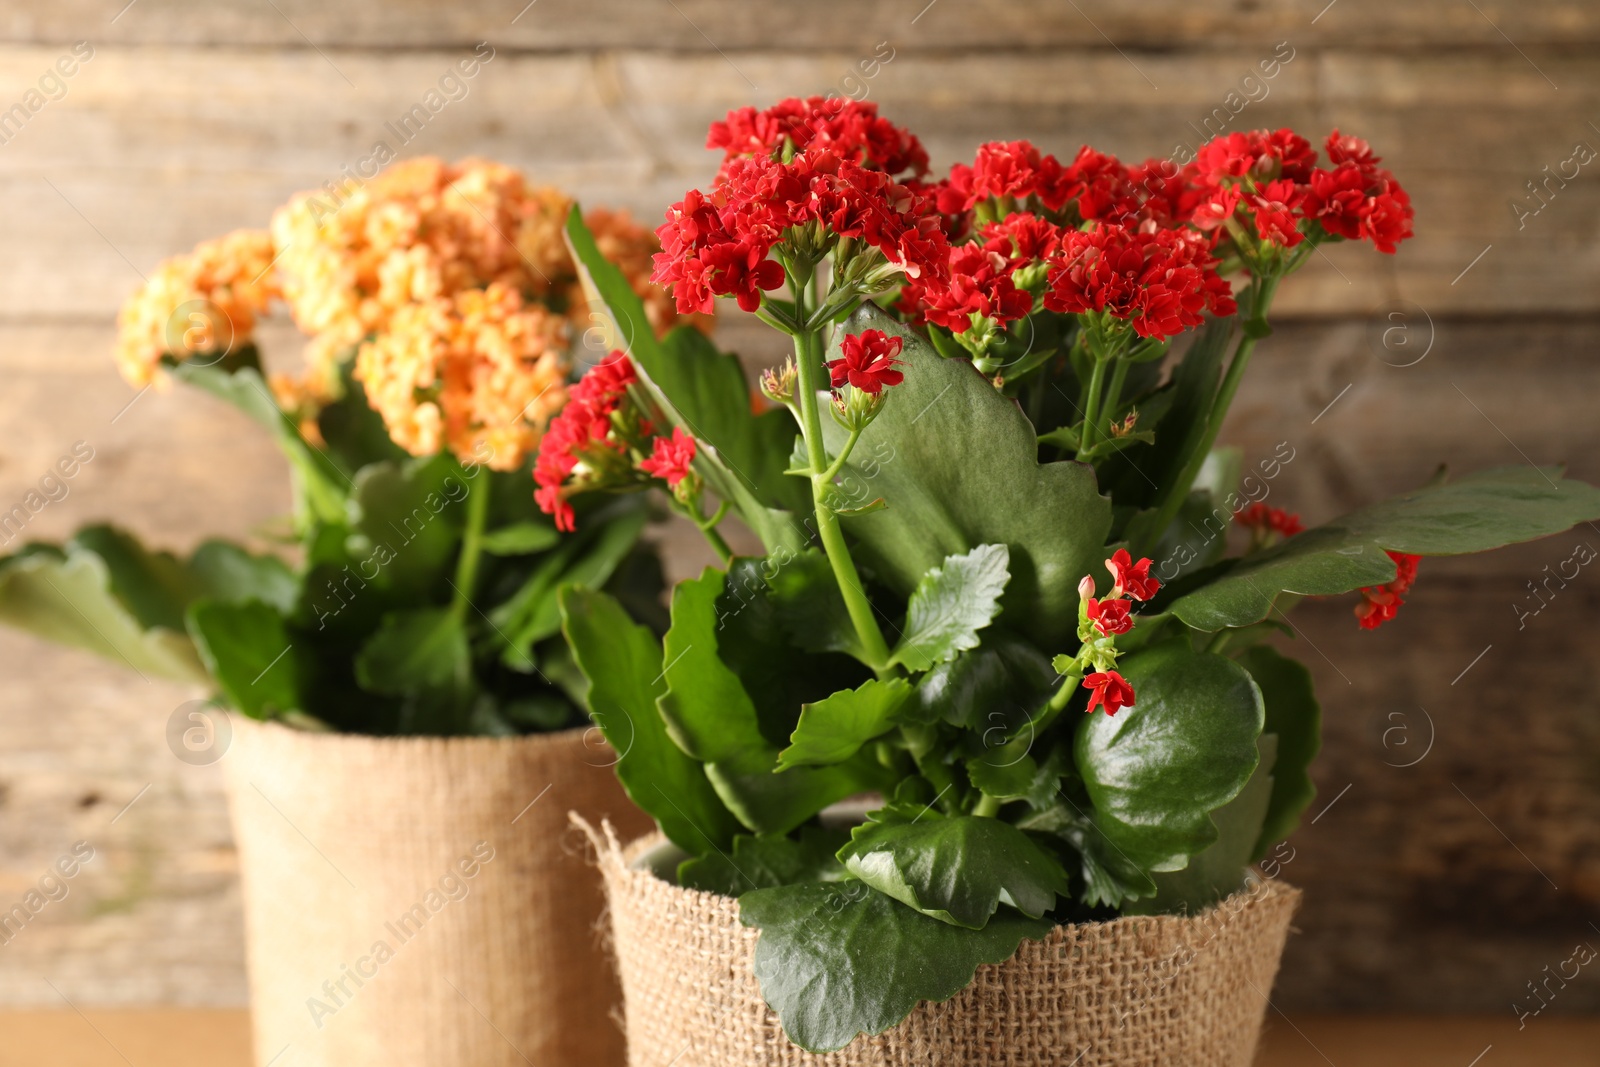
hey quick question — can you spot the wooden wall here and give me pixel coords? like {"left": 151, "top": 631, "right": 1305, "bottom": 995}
{"left": 1, "top": 0, "right": 1598, "bottom": 1019}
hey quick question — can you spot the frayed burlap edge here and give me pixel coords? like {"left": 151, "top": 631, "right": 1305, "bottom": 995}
{"left": 575, "top": 818, "right": 1300, "bottom": 1067}
{"left": 225, "top": 718, "right": 651, "bottom": 1067}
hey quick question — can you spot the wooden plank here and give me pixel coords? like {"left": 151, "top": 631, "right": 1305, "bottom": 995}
{"left": 1, "top": 46, "right": 1597, "bottom": 317}
{"left": 3, "top": 0, "right": 1600, "bottom": 50}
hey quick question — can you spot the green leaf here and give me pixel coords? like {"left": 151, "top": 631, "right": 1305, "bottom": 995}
{"left": 187, "top": 541, "right": 297, "bottom": 613}
{"left": 1127, "top": 734, "right": 1277, "bottom": 916}
{"left": 658, "top": 567, "right": 888, "bottom": 834}
{"left": 496, "top": 498, "right": 647, "bottom": 656}
{"left": 559, "top": 586, "right": 741, "bottom": 854}
{"left": 1076, "top": 641, "right": 1264, "bottom": 872}
{"left": 67, "top": 525, "right": 199, "bottom": 631}
{"left": 764, "top": 548, "right": 865, "bottom": 661}
{"left": 778, "top": 678, "right": 912, "bottom": 770}
{"left": 1236, "top": 646, "right": 1322, "bottom": 860}
{"left": 677, "top": 827, "right": 849, "bottom": 896}
{"left": 967, "top": 741, "right": 1068, "bottom": 812}
{"left": 187, "top": 600, "right": 303, "bottom": 718}
{"left": 478, "top": 520, "right": 561, "bottom": 556}
{"left": 838, "top": 814, "right": 1071, "bottom": 928}
{"left": 889, "top": 544, "right": 1011, "bottom": 671}
{"left": 907, "top": 628, "right": 1057, "bottom": 730}
{"left": 353, "top": 607, "right": 470, "bottom": 695}
{"left": 565, "top": 207, "right": 806, "bottom": 553}
{"left": 1171, "top": 466, "right": 1600, "bottom": 630}
{"left": 821, "top": 305, "right": 1111, "bottom": 649}
{"left": 740, "top": 881, "right": 1050, "bottom": 1054}
{"left": 347, "top": 455, "right": 469, "bottom": 601}
{"left": 0, "top": 548, "right": 206, "bottom": 683}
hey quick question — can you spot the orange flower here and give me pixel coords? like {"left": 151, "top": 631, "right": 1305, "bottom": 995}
{"left": 114, "top": 229, "right": 278, "bottom": 387}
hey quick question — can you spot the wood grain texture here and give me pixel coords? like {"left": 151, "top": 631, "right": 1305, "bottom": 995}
{"left": 5, "top": 0, "right": 1600, "bottom": 50}
{"left": 0, "top": 41, "right": 1594, "bottom": 317}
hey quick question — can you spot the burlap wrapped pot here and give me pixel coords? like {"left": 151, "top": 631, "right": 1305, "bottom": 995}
{"left": 585, "top": 820, "right": 1300, "bottom": 1067}
{"left": 224, "top": 716, "right": 652, "bottom": 1067}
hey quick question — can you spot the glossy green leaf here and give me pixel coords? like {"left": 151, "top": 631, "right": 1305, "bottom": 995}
{"left": 1127, "top": 734, "right": 1277, "bottom": 916}
{"left": 0, "top": 548, "right": 206, "bottom": 683}
{"left": 820, "top": 305, "right": 1111, "bottom": 649}
{"left": 187, "top": 600, "right": 303, "bottom": 718}
{"left": 778, "top": 678, "right": 912, "bottom": 770}
{"left": 1236, "top": 646, "right": 1322, "bottom": 860}
{"left": 677, "top": 827, "right": 849, "bottom": 896}
{"left": 741, "top": 881, "right": 1050, "bottom": 1053}
{"left": 967, "top": 741, "right": 1068, "bottom": 812}
{"left": 69, "top": 525, "right": 199, "bottom": 630}
{"left": 838, "top": 813, "right": 1071, "bottom": 928}
{"left": 658, "top": 567, "right": 883, "bottom": 834}
{"left": 1170, "top": 466, "right": 1600, "bottom": 630}
{"left": 1076, "top": 641, "right": 1264, "bottom": 872}
{"left": 560, "top": 585, "right": 741, "bottom": 854}
{"left": 354, "top": 607, "right": 470, "bottom": 695}
{"left": 889, "top": 544, "right": 1011, "bottom": 671}
{"left": 907, "top": 628, "right": 1057, "bottom": 730}
{"left": 764, "top": 547, "right": 865, "bottom": 661}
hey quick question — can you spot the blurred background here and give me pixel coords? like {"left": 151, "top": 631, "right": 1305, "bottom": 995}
{"left": 1, "top": 0, "right": 1597, "bottom": 1045}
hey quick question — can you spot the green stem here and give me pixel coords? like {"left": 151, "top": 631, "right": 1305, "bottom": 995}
{"left": 1076, "top": 356, "right": 1108, "bottom": 458}
{"left": 973, "top": 794, "right": 1002, "bottom": 818}
{"left": 1103, "top": 358, "right": 1131, "bottom": 424}
{"left": 450, "top": 470, "right": 492, "bottom": 621}
{"left": 794, "top": 325, "right": 893, "bottom": 671}
{"left": 1141, "top": 275, "right": 1281, "bottom": 553}
{"left": 683, "top": 499, "right": 733, "bottom": 564}
{"left": 820, "top": 424, "right": 864, "bottom": 483}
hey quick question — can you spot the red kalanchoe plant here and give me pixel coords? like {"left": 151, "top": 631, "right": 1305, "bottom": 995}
{"left": 827, "top": 328, "right": 905, "bottom": 394}
{"left": 554, "top": 103, "right": 1600, "bottom": 1057}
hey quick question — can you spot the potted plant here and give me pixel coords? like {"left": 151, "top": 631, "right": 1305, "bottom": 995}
{"left": 0, "top": 158, "right": 691, "bottom": 1067}
{"left": 551, "top": 99, "right": 1600, "bottom": 1065}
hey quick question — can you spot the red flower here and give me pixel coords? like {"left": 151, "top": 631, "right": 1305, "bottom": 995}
{"left": 1043, "top": 224, "right": 1235, "bottom": 341}
{"left": 1245, "top": 179, "right": 1307, "bottom": 248}
{"left": 1083, "top": 670, "right": 1136, "bottom": 716}
{"left": 1193, "top": 129, "right": 1315, "bottom": 188}
{"left": 921, "top": 244, "right": 1034, "bottom": 333}
{"left": 967, "top": 140, "right": 1071, "bottom": 210}
{"left": 533, "top": 351, "right": 644, "bottom": 532}
{"left": 828, "top": 329, "right": 905, "bottom": 394}
{"left": 1355, "top": 551, "right": 1422, "bottom": 629}
{"left": 652, "top": 148, "right": 951, "bottom": 316}
{"left": 1086, "top": 596, "right": 1134, "bottom": 637}
{"left": 1235, "top": 502, "right": 1304, "bottom": 538}
{"left": 1105, "top": 548, "right": 1161, "bottom": 601}
{"left": 981, "top": 213, "right": 1063, "bottom": 266}
{"left": 639, "top": 427, "right": 698, "bottom": 487}
{"left": 706, "top": 97, "right": 929, "bottom": 179}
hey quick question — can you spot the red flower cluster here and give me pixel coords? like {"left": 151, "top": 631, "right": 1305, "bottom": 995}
{"left": 1043, "top": 225, "right": 1236, "bottom": 341}
{"left": 707, "top": 96, "right": 929, "bottom": 180}
{"left": 1076, "top": 550, "right": 1163, "bottom": 717}
{"left": 533, "top": 351, "right": 698, "bottom": 531}
{"left": 1235, "top": 502, "right": 1305, "bottom": 539}
{"left": 828, "top": 329, "right": 905, "bottom": 394}
{"left": 652, "top": 147, "right": 951, "bottom": 315}
{"left": 1189, "top": 128, "right": 1414, "bottom": 254}
{"left": 1355, "top": 550, "right": 1422, "bottom": 630}
{"left": 899, "top": 126, "right": 1412, "bottom": 344}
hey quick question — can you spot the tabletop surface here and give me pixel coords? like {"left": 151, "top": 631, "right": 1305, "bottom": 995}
{"left": 1, "top": 1011, "right": 1594, "bottom": 1066}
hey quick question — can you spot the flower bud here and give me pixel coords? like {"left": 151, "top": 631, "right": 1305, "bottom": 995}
{"left": 760, "top": 358, "right": 797, "bottom": 405}
{"left": 1078, "top": 575, "right": 1096, "bottom": 601}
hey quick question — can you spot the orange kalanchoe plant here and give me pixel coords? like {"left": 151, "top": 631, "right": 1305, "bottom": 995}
{"left": 5, "top": 157, "right": 685, "bottom": 737}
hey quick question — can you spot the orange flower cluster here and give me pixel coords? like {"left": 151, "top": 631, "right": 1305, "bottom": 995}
{"left": 114, "top": 229, "right": 279, "bottom": 388}
{"left": 114, "top": 157, "right": 697, "bottom": 471}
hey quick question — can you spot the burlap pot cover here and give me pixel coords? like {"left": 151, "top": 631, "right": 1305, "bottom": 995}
{"left": 587, "top": 822, "right": 1301, "bottom": 1067}
{"left": 225, "top": 716, "right": 652, "bottom": 1067}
